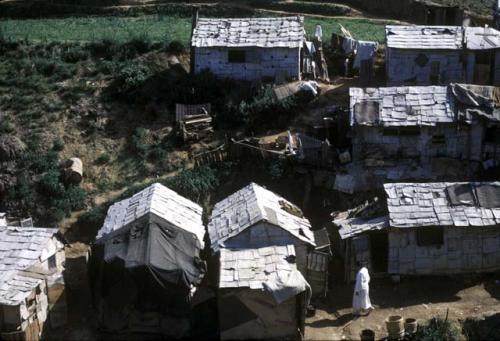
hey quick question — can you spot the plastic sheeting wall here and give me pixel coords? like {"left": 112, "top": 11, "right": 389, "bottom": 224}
{"left": 386, "top": 48, "right": 463, "bottom": 86}
{"left": 194, "top": 47, "right": 301, "bottom": 81}
{"left": 219, "top": 289, "right": 300, "bottom": 340}
{"left": 387, "top": 226, "right": 500, "bottom": 274}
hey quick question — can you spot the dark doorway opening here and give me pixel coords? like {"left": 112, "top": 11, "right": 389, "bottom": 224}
{"left": 370, "top": 232, "right": 388, "bottom": 273}
{"left": 474, "top": 50, "right": 494, "bottom": 85}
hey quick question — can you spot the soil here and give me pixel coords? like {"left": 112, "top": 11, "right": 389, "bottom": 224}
{"left": 306, "top": 274, "right": 500, "bottom": 340}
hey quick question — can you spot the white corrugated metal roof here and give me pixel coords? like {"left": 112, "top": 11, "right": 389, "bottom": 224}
{"left": 386, "top": 25, "right": 463, "bottom": 50}
{"left": 219, "top": 245, "right": 297, "bottom": 289}
{"left": 350, "top": 86, "right": 453, "bottom": 127}
{"left": 208, "top": 183, "right": 315, "bottom": 252}
{"left": 386, "top": 25, "right": 500, "bottom": 51}
{"left": 465, "top": 27, "right": 500, "bottom": 50}
{"left": 0, "top": 226, "right": 58, "bottom": 305}
{"left": 385, "top": 182, "right": 500, "bottom": 228}
{"left": 335, "top": 216, "right": 389, "bottom": 239}
{"left": 192, "top": 16, "right": 305, "bottom": 48}
{"left": 97, "top": 183, "right": 205, "bottom": 246}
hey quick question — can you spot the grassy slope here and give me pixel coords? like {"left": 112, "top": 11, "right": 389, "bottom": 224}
{"left": 0, "top": 14, "right": 387, "bottom": 44}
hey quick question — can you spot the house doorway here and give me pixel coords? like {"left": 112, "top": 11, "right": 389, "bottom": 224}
{"left": 369, "top": 232, "right": 388, "bottom": 273}
{"left": 474, "top": 50, "right": 494, "bottom": 85}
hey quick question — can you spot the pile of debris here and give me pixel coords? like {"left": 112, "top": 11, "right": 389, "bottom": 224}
{"left": 175, "top": 103, "right": 213, "bottom": 143}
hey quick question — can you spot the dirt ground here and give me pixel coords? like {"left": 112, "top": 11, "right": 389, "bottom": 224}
{"left": 305, "top": 274, "right": 500, "bottom": 340}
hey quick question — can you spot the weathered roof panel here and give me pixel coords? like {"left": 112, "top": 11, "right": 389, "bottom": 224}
{"left": 386, "top": 25, "right": 463, "bottom": 50}
{"left": 0, "top": 226, "right": 58, "bottom": 305}
{"left": 208, "top": 183, "right": 315, "bottom": 252}
{"left": 97, "top": 183, "right": 205, "bottom": 246}
{"left": 192, "top": 16, "right": 305, "bottom": 48}
{"left": 385, "top": 182, "right": 500, "bottom": 228}
{"left": 350, "top": 86, "right": 453, "bottom": 127}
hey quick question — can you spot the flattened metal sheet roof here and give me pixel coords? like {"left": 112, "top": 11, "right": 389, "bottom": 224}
{"left": 208, "top": 183, "right": 315, "bottom": 252}
{"left": 0, "top": 226, "right": 58, "bottom": 305}
{"left": 97, "top": 183, "right": 205, "bottom": 246}
{"left": 465, "top": 27, "right": 500, "bottom": 50}
{"left": 384, "top": 182, "right": 500, "bottom": 228}
{"left": 350, "top": 86, "right": 453, "bottom": 127}
{"left": 386, "top": 25, "right": 463, "bottom": 50}
{"left": 192, "top": 16, "right": 305, "bottom": 48}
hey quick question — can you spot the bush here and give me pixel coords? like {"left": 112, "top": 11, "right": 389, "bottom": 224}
{"left": 29, "top": 151, "right": 59, "bottom": 173}
{"left": 62, "top": 46, "right": 90, "bottom": 63}
{"left": 114, "top": 63, "right": 152, "bottom": 96}
{"left": 52, "top": 138, "right": 65, "bottom": 151}
{"left": 95, "top": 153, "right": 111, "bottom": 165}
{"left": 37, "top": 170, "right": 65, "bottom": 197}
{"left": 416, "top": 317, "right": 462, "bottom": 341}
{"left": 168, "top": 40, "right": 185, "bottom": 54}
{"left": 89, "top": 39, "right": 119, "bottom": 60}
{"left": 130, "top": 127, "right": 149, "bottom": 155}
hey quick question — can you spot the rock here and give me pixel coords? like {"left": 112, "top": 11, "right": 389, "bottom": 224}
{"left": 0, "top": 135, "right": 26, "bottom": 161}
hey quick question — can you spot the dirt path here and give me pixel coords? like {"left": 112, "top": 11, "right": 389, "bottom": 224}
{"left": 306, "top": 275, "right": 500, "bottom": 340}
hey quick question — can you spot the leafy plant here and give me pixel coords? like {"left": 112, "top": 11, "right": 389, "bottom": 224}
{"left": 415, "top": 317, "right": 462, "bottom": 341}
{"left": 114, "top": 63, "right": 152, "bottom": 95}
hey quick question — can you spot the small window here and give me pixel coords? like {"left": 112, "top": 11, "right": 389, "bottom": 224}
{"left": 228, "top": 50, "right": 246, "bottom": 63}
{"left": 485, "top": 127, "right": 500, "bottom": 143}
{"left": 48, "top": 255, "right": 57, "bottom": 270}
{"left": 383, "top": 127, "right": 420, "bottom": 136}
{"left": 432, "top": 134, "right": 446, "bottom": 144}
{"left": 416, "top": 227, "right": 444, "bottom": 247}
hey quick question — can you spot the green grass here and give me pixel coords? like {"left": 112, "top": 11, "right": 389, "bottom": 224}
{"left": 0, "top": 14, "right": 387, "bottom": 44}
{"left": 0, "top": 15, "right": 192, "bottom": 43}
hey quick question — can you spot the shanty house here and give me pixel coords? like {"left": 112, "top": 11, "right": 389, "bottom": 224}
{"left": 91, "top": 183, "right": 206, "bottom": 338}
{"left": 0, "top": 226, "right": 65, "bottom": 341}
{"left": 307, "top": 228, "right": 332, "bottom": 298}
{"left": 335, "top": 182, "right": 500, "bottom": 280}
{"left": 344, "top": 84, "right": 500, "bottom": 191}
{"left": 217, "top": 245, "right": 310, "bottom": 340}
{"left": 386, "top": 25, "right": 500, "bottom": 86}
{"left": 191, "top": 16, "right": 305, "bottom": 81}
{"left": 208, "top": 183, "right": 316, "bottom": 275}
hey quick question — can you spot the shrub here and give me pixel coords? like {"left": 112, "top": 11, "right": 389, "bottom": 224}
{"left": 130, "top": 127, "right": 149, "bottom": 155}
{"left": 37, "top": 170, "right": 65, "bottom": 197}
{"left": 416, "top": 317, "right": 462, "bottom": 341}
{"left": 168, "top": 40, "right": 185, "bottom": 54}
{"left": 29, "top": 151, "right": 59, "bottom": 173}
{"left": 89, "top": 38, "right": 119, "bottom": 60}
{"left": 62, "top": 46, "right": 90, "bottom": 63}
{"left": 126, "top": 35, "right": 152, "bottom": 55}
{"left": 95, "top": 153, "right": 111, "bottom": 165}
{"left": 52, "top": 138, "right": 65, "bottom": 151}
{"left": 114, "top": 63, "right": 152, "bottom": 96}
{"left": 0, "top": 119, "right": 15, "bottom": 134}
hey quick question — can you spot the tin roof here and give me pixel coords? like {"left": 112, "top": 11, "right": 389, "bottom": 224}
{"left": 386, "top": 25, "right": 500, "bottom": 51}
{"left": 192, "top": 16, "right": 305, "bottom": 48}
{"left": 465, "top": 27, "right": 500, "bottom": 50}
{"left": 385, "top": 182, "right": 500, "bottom": 228}
{"left": 350, "top": 86, "right": 453, "bottom": 127}
{"left": 386, "top": 25, "right": 463, "bottom": 50}
{"left": 208, "top": 183, "right": 315, "bottom": 252}
{"left": 97, "top": 183, "right": 205, "bottom": 246}
{"left": 0, "top": 226, "right": 58, "bottom": 305}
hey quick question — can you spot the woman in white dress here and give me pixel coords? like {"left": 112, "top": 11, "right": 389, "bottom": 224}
{"left": 352, "top": 261, "right": 374, "bottom": 316}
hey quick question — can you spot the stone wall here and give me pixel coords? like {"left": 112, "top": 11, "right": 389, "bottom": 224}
{"left": 386, "top": 48, "right": 464, "bottom": 86}
{"left": 388, "top": 225, "right": 500, "bottom": 274}
{"left": 194, "top": 46, "right": 301, "bottom": 81}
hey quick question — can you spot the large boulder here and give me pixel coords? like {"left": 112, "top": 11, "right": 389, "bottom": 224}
{"left": 0, "top": 135, "right": 26, "bottom": 161}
